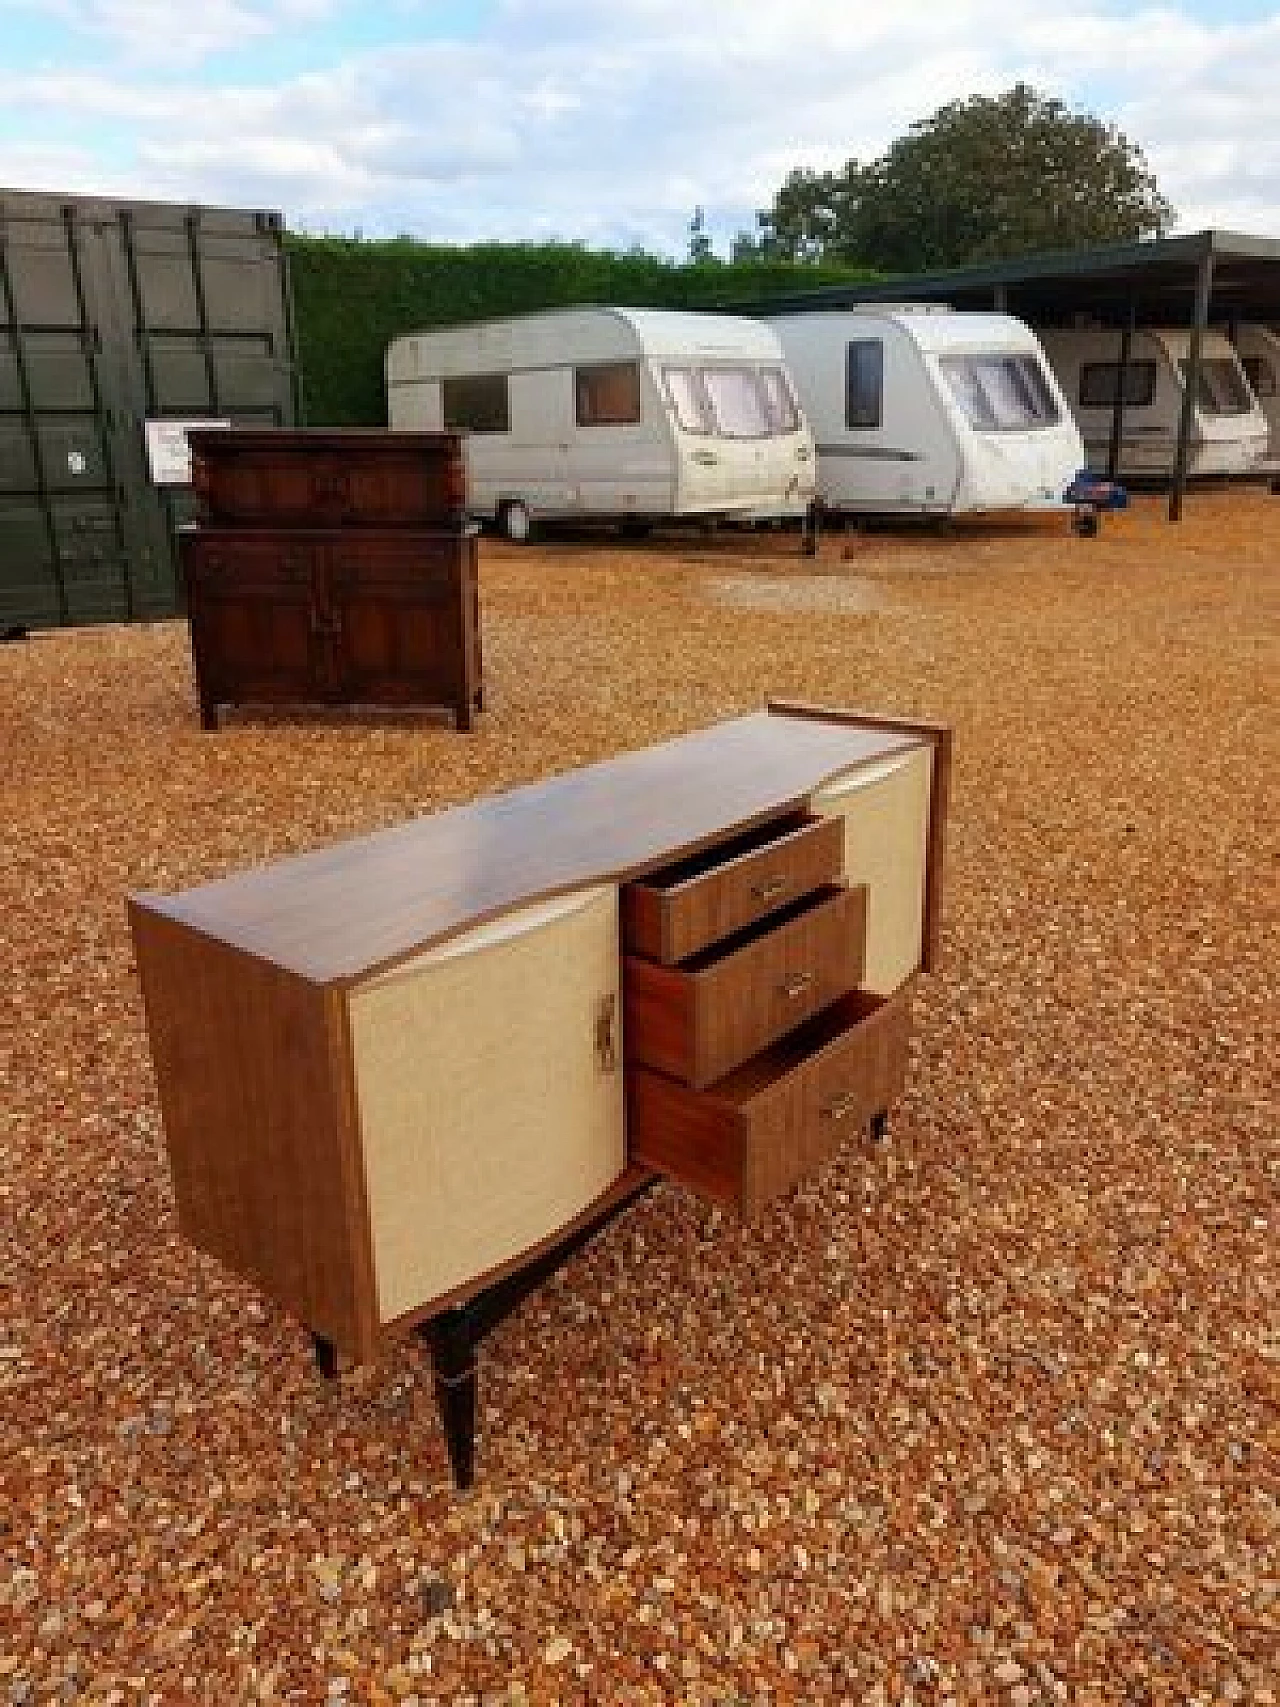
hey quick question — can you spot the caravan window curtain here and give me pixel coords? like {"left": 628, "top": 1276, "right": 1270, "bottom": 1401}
{"left": 575, "top": 362, "right": 642, "bottom": 425}
{"left": 758, "top": 365, "right": 801, "bottom": 433}
{"left": 941, "top": 355, "right": 1061, "bottom": 430}
{"left": 662, "top": 366, "right": 715, "bottom": 433}
{"left": 1181, "top": 358, "right": 1255, "bottom": 415}
{"left": 1242, "top": 355, "right": 1277, "bottom": 399}
{"left": 701, "top": 367, "right": 773, "bottom": 438}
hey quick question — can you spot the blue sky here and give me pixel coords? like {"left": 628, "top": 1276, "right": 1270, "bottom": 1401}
{"left": 2, "top": 0, "right": 1278, "bottom": 253}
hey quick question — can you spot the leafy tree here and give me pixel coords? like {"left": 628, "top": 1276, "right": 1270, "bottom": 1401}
{"left": 687, "top": 205, "right": 718, "bottom": 265}
{"left": 746, "top": 84, "right": 1174, "bottom": 270}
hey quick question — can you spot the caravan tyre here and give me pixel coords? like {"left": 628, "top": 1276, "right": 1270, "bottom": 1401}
{"left": 500, "top": 500, "right": 534, "bottom": 543}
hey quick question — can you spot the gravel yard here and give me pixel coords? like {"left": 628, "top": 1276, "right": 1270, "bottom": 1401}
{"left": 1, "top": 492, "right": 1276, "bottom": 1704}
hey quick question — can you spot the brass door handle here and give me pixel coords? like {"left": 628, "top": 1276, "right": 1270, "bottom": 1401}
{"left": 822, "top": 1091, "right": 858, "bottom": 1122}
{"left": 778, "top": 971, "right": 814, "bottom": 1000}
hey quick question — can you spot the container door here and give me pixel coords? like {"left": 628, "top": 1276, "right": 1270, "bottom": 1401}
{"left": 0, "top": 191, "right": 298, "bottom": 631}
{"left": 0, "top": 206, "right": 136, "bottom": 625}
{"left": 121, "top": 206, "right": 298, "bottom": 615}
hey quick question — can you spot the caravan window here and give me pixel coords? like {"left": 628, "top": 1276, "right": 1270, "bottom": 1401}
{"left": 441, "top": 374, "right": 509, "bottom": 433}
{"left": 940, "top": 354, "right": 1062, "bottom": 431}
{"left": 1079, "top": 361, "right": 1158, "bottom": 409}
{"left": 759, "top": 365, "right": 801, "bottom": 433}
{"left": 846, "top": 340, "right": 883, "bottom": 430}
{"left": 1242, "top": 354, "right": 1277, "bottom": 399}
{"left": 701, "top": 367, "right": 773, "bottom": 438}
{"left": 576, "top": 362, "right": 642, "bottom": 425}
{"left": 661, "top": 366, "right": 716, "bottom": 434}
{"left": 1181, "top": 358, "right": 1254, "bottom": 415}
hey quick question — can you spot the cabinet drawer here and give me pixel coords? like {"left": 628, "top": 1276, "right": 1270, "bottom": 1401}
{"left": 624, "top": 882, "right": 866, "bottom": 1090}
{"left": 627, "top": 984, "right": 912, "bottom": 1216}
{"left": 622, "top": 812, "right": 845, "bottom": 964}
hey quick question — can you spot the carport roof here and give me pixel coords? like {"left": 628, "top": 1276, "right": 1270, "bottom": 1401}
{"left": 742, "top": 230, "right": 1280, "bottom": 327}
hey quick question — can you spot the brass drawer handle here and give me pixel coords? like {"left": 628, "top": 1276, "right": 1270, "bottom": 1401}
{"left": 778, "top": 971, "right": 814, "bottom": 1000}
{"left": 823, "top": 1091, "right": 858, "bottom": 1122}
{"left": 751, "top": 874, "right": 789, "bottom": 903}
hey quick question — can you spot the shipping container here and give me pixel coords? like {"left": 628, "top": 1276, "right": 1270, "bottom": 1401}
{"left": 0, "top": 189, "right": 299, "bottom": 630}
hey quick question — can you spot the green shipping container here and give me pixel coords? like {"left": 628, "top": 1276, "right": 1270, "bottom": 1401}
{"left": 0, "top": 189, "right": 300, "bottom": 630}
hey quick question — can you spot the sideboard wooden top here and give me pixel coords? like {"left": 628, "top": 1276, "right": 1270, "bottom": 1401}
{"left": 129, "top": 707, "right": 931, "bottom": 985}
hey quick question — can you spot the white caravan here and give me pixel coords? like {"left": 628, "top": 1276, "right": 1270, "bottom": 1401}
{"left": 1233, "top": 324, "right": 1280, "bottom": 459}
{"left": 766, "top": 306, "right": 1083, "bottom": 517}
{"left": 1037, "top": 327, "right": 1269, "bottom": 480}
{"left": 385, "top": 307, "right": 815, "bottom": 538}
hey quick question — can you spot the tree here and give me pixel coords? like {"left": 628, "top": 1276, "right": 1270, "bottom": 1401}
{"left": 687, "top": 206, "right": 718, "bottom": 265}
{"left": 748, "top": 84, "right": 1174, "bottom": 271}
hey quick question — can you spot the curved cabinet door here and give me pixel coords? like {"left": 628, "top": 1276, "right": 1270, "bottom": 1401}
{"left": 347, "top": 884, "right": 626, "bottom": 1322}
{"left": 810, "top": 746, "right": 933, "bottom": 995}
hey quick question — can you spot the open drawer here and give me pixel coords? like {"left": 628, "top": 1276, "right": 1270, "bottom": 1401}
{"left": 627, "top": 983, "right": 912, "bottom": 1216}
{"left": 622, "top": 812, "right": 845, "bottom": 965}
{"left": 624, "top": 883, "right": 866, "bottom": 1090}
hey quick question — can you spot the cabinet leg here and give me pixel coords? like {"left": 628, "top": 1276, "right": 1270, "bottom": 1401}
{"left": 456, "top": 697, "right": 474, "bottom": 733}
{"left": 870, "top": 1109, "right": 889, "bottom": 1144}
{"left": 312, "top": 1333, "right": 338, "bottom": 1380}
{"left": 199, "top": 698, "right": 219, "bottom": 732}
{"left": 423, "top": 1309, "right": 478, "bottom": 1488}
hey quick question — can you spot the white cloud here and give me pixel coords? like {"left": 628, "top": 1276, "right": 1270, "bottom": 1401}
{"left": 3, "top": 0, "right": 1279, "bottom": 249}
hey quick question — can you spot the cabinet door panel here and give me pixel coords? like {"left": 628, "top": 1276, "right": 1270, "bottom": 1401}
{"left": 183, "top": 534, "right": 319, "bottom": 704}
{"left": 327, "top": 535, "right": 467, "bottom": 705}
{"left": 810, "top": 747, "right": 933, "bottom": 994}
{"left": 348, "top": 885, "right": 627, "bottom": 1321}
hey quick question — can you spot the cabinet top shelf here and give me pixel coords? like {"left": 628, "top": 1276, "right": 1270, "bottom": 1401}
{"left": 128, "top": 705, "right": 938, "bottom": 987}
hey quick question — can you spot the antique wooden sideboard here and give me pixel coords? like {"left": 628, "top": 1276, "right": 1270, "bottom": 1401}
{"left": 128, "top": 702, "right": 950, "bottom": 1482}
{"left": 179, "top": 429, "right": 482, "bottom": 731}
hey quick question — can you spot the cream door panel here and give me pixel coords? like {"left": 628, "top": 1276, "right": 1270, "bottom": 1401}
{"left": 811, "top": 747, "right": 932, "bottom": 995}
{"left": 349, "top": 884, "right": 626, "bottom": 1321}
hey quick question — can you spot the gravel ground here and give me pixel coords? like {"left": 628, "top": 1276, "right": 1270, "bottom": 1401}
{"left": 1, "top": 493, "right": 1276, "bottom": 1704}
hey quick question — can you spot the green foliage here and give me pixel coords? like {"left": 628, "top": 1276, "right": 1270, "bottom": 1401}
{"left": 286, "top": 235, "right": 875, "bottom": 425}
{"left": 750, "top": 83, "right": 1174, "bottom": 272}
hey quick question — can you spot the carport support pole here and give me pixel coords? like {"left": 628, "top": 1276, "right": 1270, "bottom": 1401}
{"left": 1106, "top": 305, "right": 1136, "bottom": 482}
{"left": 1169, "top": 249, "right": 1215, "bottom": 521}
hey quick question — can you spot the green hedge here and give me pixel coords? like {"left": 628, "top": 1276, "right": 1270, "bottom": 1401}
{"left": 286, "top": 236, "right": 877, "bottom": 426}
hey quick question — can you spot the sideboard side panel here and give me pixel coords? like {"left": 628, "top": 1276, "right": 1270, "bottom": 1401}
{"left": 129, "top": 904, "right": 369, "bottom": 1353}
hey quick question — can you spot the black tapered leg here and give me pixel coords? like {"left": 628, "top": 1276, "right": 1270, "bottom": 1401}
{"left": 313, "top": 1333, "right": 338, "bottom": 1380}
{"left": 423, "top": 1309, "right": 478, "bottom": 1488}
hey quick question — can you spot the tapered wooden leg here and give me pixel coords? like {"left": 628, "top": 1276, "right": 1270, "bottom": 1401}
{"left": 423, "top": 1309, "right": 478, "bottom": 1488}
{"left": 312, "top": 1333, "right": 338, "bottom": 1379}
{"left": 870, "top": 1109, "right": 889, "bottom": 1144}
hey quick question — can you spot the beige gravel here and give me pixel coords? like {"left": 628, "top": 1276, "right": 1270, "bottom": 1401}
{"left": 1, "top": 493, "right": 1276, "bottom": 1704}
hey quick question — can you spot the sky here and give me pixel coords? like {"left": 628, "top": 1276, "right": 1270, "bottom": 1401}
{"left": 2, "top": 0, "right": 1278, "bottom": 255}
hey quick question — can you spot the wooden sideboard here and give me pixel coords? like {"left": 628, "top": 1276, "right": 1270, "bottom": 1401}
{"left": 179, "top": 429, "right": 481, "bottom": 731}
{"left": 129, "top": 703, "right": 949, "bottom": 1473}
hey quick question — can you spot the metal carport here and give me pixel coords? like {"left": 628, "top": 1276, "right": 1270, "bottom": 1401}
{"left": 739, "top": 230, "right": 1280, "bottom": 520}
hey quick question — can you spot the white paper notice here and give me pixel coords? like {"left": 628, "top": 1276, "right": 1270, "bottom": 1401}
{"left": 144, "top": 418, "right": 231, "bottom": 486}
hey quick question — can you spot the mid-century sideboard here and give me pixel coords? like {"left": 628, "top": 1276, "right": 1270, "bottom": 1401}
{"left": 128, "top": 702, "right": 950, "bottom": 1481}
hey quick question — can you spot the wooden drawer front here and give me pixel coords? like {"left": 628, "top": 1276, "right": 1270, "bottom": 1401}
{"left": 628, "top": 985, "right": 912, "bottom": 1216}
{"left": 624, "top": 883, "right": 866, "bottom": 1090}
{"left": 189, "top": 433, "right": 467, "bottom": 529}
{"left": 622, "top": 812, "right": 844, "bottom": 964}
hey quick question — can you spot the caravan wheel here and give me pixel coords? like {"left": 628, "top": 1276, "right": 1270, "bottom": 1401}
{"left": 499, "top": 500, "right": 534, "bottom": 543}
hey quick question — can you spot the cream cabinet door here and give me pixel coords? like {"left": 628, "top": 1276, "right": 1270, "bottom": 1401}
{"left": 811, "top": 746, "right": 932, "bottom": 995}
{"left": 348, "top": 885, "right": 626, "bottom": 1321}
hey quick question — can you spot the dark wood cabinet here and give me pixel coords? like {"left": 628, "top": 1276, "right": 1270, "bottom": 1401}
{"left": 181, "top": 526, "right": 482, "bottom": 730}
{"left": 187, "top": 429, "right": 467, "bottom": 529}
{"left": 178, "top": 429, "right": 482, "bottom": 730}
